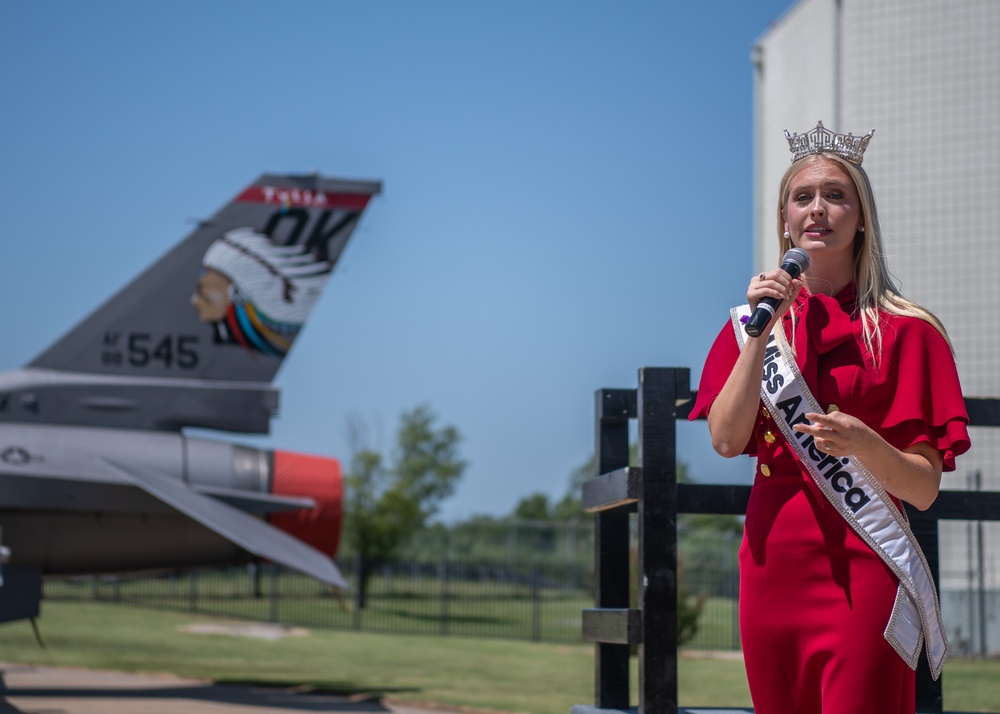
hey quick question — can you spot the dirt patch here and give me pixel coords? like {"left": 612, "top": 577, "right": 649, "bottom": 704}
{"left": 178, "top": 622, "right": 310, "bottom": 641}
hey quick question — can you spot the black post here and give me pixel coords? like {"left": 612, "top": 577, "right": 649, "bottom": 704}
{"left": 188, "top": 570, "right": 198, "bottom": 613}
{"left": 906, "top": 507, "right": 943, "bottom": 714}
{"left": 353, "top": 551, "right": 365, "bottom": 629}
{"left": 975, "top": 470, "right": 987, "bottom": 659}
{"left": 593, "top": 388, "right": 633, "bottom": 710}
{"left": 532, "top": 565, "right": 542, "bottom": 643}
{"left": 269, "top": 564, "right": 280, "bottom": 623}
{"left": 637, "top": 367, "right": 687, "bottom": 714}
{"left": 439, "top": 560, "right": 450, "bottom": 636}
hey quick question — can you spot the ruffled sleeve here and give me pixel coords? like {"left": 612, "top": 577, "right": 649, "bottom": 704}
{"left": 689, "top": 317, "right": 757, "bottom": 456}
{"left": 689, "top": 320, "right": 739, "bottom": 420}
{"left": 877, "top": 317, "right": 970, "bottom": 472}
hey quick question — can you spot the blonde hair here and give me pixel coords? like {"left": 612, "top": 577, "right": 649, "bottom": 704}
{"left": 775, "top": 153, "right": 951, "bottom": 360}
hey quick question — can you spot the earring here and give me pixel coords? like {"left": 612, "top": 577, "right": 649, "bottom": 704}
{"left": 859, "top": 226, "right": 865, "bottom": 232}
{"left": 783, "top": 231, "right": 791, "bottom": 240}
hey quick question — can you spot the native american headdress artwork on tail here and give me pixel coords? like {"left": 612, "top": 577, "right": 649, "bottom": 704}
{"left": 192, "top": 227, "right": 333, "bottom": 356}
{"left": 30, "top": 174, "right": 380, "bottom": 387}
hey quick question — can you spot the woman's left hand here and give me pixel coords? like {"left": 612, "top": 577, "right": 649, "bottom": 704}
{"left": 792, "top": 410, "right": 875, "bottom": 457}
{"left": 793, "top": 410, "right": 944, "bottom": 510}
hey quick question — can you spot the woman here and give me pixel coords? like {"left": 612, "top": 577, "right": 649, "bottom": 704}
{"left": 690, "top": 122, "right": 970, "bottom": 713}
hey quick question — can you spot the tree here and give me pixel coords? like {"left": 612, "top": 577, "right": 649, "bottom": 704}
{"left": 344, "top": 404, "right": 465, "bottom": 607}
{"left": 511, "top": 493, "right": 552, "bottom": 520}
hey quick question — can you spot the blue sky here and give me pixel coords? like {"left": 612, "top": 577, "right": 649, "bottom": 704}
{"left": 0, "top": 0, "right": 795, "bottom": 522}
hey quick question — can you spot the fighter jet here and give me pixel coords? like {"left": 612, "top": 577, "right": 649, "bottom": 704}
{"left": 0, "top": 174, "right": 381, "bottom": 623}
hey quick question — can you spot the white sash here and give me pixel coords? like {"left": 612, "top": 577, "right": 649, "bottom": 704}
{"left": 731, "top": 305, "right": 948, "bottom": 679}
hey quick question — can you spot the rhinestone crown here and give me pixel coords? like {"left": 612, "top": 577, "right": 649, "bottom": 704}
{"left": 784, "top": 120, "right": 875, "bottom": 165}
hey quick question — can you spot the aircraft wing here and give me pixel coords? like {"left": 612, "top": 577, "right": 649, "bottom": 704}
{"left": 97, "top": 457, "right": 347, "bottom": 588}
{"left": 192, "top": 486, "right": 316, "bottom": 514}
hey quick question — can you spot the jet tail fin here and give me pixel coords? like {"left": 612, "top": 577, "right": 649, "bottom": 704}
{"left": 30, "top": 174, "right": 380, "bottom": 385}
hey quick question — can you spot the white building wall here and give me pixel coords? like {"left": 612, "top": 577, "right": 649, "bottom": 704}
{"left": 753, "top": 0, "right": 838, "bottom": 273}
{"left": 754, "top": 0, "right": 1000, "bottom": 655}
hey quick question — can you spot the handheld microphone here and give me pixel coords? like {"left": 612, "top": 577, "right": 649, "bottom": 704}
{"left": 744, "top": 248, "right": 810, "bottom": 338}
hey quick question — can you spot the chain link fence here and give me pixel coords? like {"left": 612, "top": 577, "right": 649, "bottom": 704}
{"left": 39, "top": 520, "right": 998, "bottom": 654}
{"left": 40, "top": 523, "right": 742, "bottom": 649}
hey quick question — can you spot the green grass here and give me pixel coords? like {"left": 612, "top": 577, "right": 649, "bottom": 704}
{"left": 0, "top": 601, "right": 997, "bottom": 713}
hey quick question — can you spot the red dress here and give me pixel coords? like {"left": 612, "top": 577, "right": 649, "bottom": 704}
{"left": 690, "top": 285, "right": 970, "bottom": 714}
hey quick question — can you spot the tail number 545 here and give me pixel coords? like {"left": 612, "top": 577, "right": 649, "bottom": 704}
{"left": 101, "top": 333, "right": 200, "bottom": 369}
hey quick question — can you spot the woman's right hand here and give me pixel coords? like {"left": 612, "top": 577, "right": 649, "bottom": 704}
{"left": 709, "top": 270, "right": 804, "bottom": 457}
{"left": 748, "top": 270, "right": 803, "bottom": 323}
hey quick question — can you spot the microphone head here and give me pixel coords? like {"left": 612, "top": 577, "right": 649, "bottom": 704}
{"left": 781, "top": 247, "right": 810, "bottom": 275}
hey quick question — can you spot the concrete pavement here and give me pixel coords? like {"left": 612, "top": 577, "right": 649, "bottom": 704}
{"left": 0, "top": 663, "right": 453, "bottom": 714}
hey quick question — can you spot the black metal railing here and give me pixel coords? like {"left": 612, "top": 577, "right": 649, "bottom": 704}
{"left": 574, "top": 366, "right": 1000, "bottom": 714}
